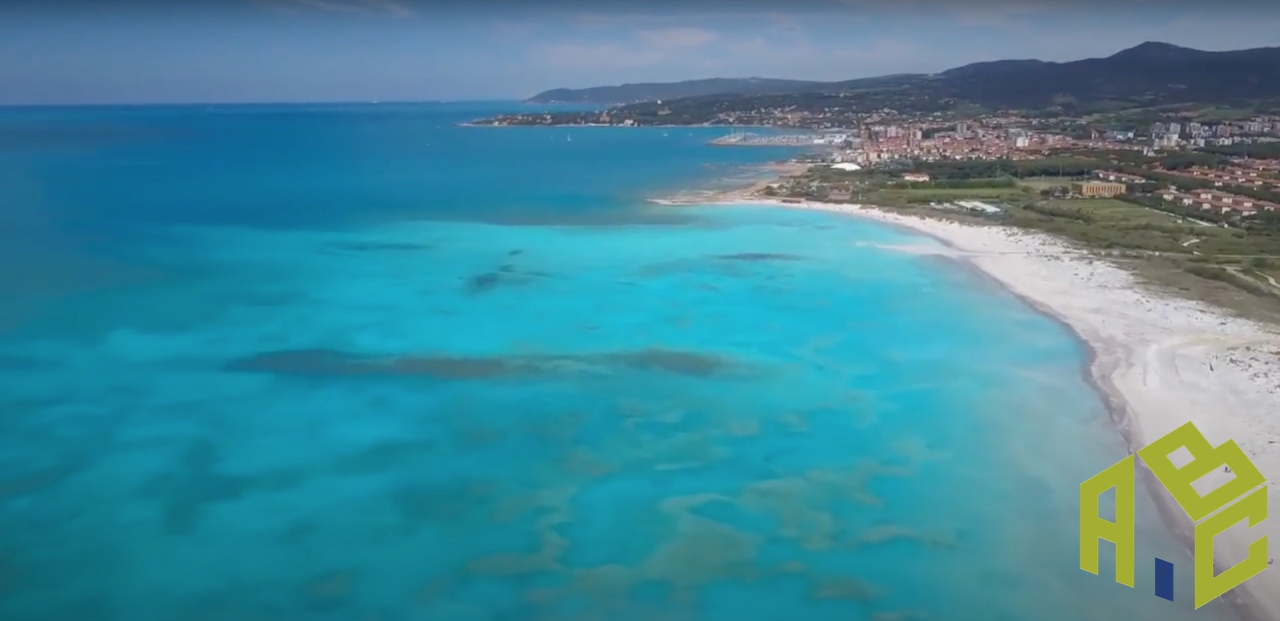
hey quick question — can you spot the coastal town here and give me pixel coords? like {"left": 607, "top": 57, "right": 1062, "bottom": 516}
{"left": 718, "top": 113, "right": 1280, "bottom": 221}
{"left": 662, "top": 110, "right": 1280, "bottom": 327}
{"left": 479, "top": 102, "right": 1280, "bottom": 223}
{"left": 708, "top": 113, "right": 1280, "bottom": 163}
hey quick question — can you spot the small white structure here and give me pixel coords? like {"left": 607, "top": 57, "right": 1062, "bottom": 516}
{"left": 831, "top": 163, "right": 862, "bottom": 172}
{"left": 955, "top": 200, "right": 1003, "bottom": 214}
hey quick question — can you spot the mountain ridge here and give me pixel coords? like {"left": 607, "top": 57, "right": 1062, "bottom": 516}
{"left": 525, "top": 42, "right": 1280, "bottom": 108}
{"left": 526, "top": 77, "right": 830, "bottom": 105}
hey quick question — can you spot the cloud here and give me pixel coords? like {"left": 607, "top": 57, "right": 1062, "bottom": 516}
{"left": 532, "top": 41, "right": 671, "bottom": 71}
{"left": 634, "top": 26, "right": 717, "bottom": 47}
{"left": 1002, "top": 9, "right": 1280, "bottom": 59}
{"left": 360, "top": 0, "right": 413, "bottom": 17}
{"left": 531, "top": 26, "right": 718, "bottom": 71}
{"left": 718, "top": 36, "right": 926, "bottom": 75}
{"left": 945, "top": 2, "right": 1053, "bottom": 27}
{"left": 265, "top": 0, "right": 414, "bottom": 18}
{"left": 487, "top": 18, "right": 541, "bottom": 38}
{"left": 529, "top": 19, "right": 928, "bottom": 84}
{"left": 570, "top": 9, "right": 790, "bottom": 27}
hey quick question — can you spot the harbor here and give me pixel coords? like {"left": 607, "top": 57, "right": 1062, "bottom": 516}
{"left": 709, "top": 129, "right": 854, "bottom": 147}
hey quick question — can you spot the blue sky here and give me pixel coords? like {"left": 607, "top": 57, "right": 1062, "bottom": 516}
{"left": 2, "top": 0, "right": 1279, "bottom": 105}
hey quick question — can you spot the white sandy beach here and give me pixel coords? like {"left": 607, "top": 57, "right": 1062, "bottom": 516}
{"left": 705, "top": 197, "right": 1280, "bottom": 619}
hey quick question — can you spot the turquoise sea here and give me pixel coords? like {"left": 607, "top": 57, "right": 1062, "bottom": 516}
{"left": 0, "top": 103, "right": 1237, "bottom": 621}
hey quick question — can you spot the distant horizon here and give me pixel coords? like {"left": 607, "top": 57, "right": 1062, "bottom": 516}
{"left": 4, "top": 0, "right": 1280, "bottom": 106}
{"left": 0, "top": 99, "right": 529, "bottom": 109}
{"left": 0, "top": 38, "right": 1272, "bottom": 108}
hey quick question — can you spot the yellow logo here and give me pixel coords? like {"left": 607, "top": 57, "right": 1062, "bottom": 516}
{"left": 1080, "top": 422, "right": 1268, "bottom": 609}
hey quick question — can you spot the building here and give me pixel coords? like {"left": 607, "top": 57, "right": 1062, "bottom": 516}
{"left": 902, "top": 172, "right": 931, "bottom": 182}
{"left": 1180, "top": 166, "right": 1280, "bottom": 188}
{"left": 954, "top": 200, "right": 1003, "bottom": 214}
{"left": 1161, "top": 190, "right": 1278, "bottom": 215}
{"left": 1094, "top": 170, "right": 1147, "bottom": 184}
{"left": 1071, "top": 181, "right": 1126, "bottom": 198}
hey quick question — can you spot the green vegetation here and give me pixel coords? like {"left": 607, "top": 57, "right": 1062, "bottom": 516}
{"left": 525, "top": 77, "right": 829, "bottom": 105}
{"left": 775, "top": 161, "right": 1280, "bottom": 318}
{"left": 1183, "top": 264, "right": 1278, "bottom": 298}
{"left": 1003, "top": 198, "right": 1280, "bottom": 255}
{"left": 1192, "top": 107, "right": 1258, "bottom": 122}
{"left": 1125, "top": 168, "right": 1280, "bottom": 206}
{"left": 1002, "top": 199, "right": 1197, "bottom": 251}
{"left": 1200, "top": 142, "right": 1280, "bottom": 160}
{"left": 992, "top": 198, "right": 1280, "bottom": 306}
{"left": 482, "top": 43, "right": 1280, "bottom": 128}
{"left": 872, "top": 186, "right": 1032, "bottom": 204}
{"left": 908, "top": 157, "right": 1096, "bottom": 180}
{"left": 1088, "top": 103, "right": 1269, "bottom": 124}
{"left": 898, "top": 177, "right": 1016, "bottom": 190}
{"left": 1016, "top": 177, "right": 1071, "bottom": 190}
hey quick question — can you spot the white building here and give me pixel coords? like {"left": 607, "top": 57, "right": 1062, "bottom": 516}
{"left": 955, "top": 200, "right": 1002, "bottom": 214}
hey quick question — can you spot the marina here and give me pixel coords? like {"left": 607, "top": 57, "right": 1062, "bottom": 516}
{"left": 709, "top": 129, "right": 852, "bottom": 146}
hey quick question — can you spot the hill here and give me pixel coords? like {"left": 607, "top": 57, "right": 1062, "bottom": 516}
{"left": 482, "top": 42, "right": 1280, "bottom": 126}
{"left": 533, "top": 42, "right": 1280, "bottom": 109}
{"left": 525, "top": 77, "right": 830, "bottom": 104}
{"left": 935, "top": 41, "right": 1280, "bottom": 108}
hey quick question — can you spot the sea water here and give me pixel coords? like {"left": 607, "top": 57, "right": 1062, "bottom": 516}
{"left": 0, "top": 103, "right": 1237, "bottom": 621}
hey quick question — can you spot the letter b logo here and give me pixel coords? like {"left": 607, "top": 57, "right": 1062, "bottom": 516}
{"left": 1080, "top": 422, "right": 1268, "bottom": 609}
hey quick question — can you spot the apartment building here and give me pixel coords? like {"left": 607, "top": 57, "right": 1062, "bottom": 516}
{"left": 1093, "top": 170, "right": 1147, "bottom": 184}
{"left": 1181, "top": 167, "right": 1280, "bottom": 188}
{"left": 1160, "top": 189, "right": 1279, "bottom": 215}
{"left": 1071, "top": 181, "right": 1126, "bottom": 198}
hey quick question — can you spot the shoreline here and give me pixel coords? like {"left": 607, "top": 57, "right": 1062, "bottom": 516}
{"left": 675, "top": 194, "right": 1280, "bottom": 619}
{"left": 459, "top": 121, "right": 830, "bottom": 131}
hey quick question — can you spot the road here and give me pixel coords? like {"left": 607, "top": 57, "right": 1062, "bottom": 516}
{"left": 1224, "top": 266, "right": 1280, "bottom": 296}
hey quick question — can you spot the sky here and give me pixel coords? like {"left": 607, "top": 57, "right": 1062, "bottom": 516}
{"left": 1, "top": 0, "right": 1279, "bottom": 105}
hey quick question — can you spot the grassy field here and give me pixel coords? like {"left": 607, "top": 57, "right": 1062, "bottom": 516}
{"left": 1191, "top": 107, "right": 1258, "bottom": 122}
{"left": 999, "top": 198, "right": 1280, "bottom": 314}
{"left": 1127, "top": 258, "right": 1280, "bottom": 324}
{"left": 1039, "top": 198, "right": 1181, "bottom": 224}
{"left": 1005, "top": 198, "right": 1280, "bottom": 256}
{"left": 1005, "top": 198, "right": 1195, "bottom": 252}
{"left": 1015, "top": 177, "right": 1072, "bottom": 190}
{"left": 872, "top": 186, "right": 1033, "bottom": 203}
{"left": 876, "top": 197, "right": 1280, "bottom": 322}
{"left": 1011, "top": 155, "right": 1095, "bottom": 170}
{"left": 785, "top": 163, "right": 1280, "bottom": 322}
